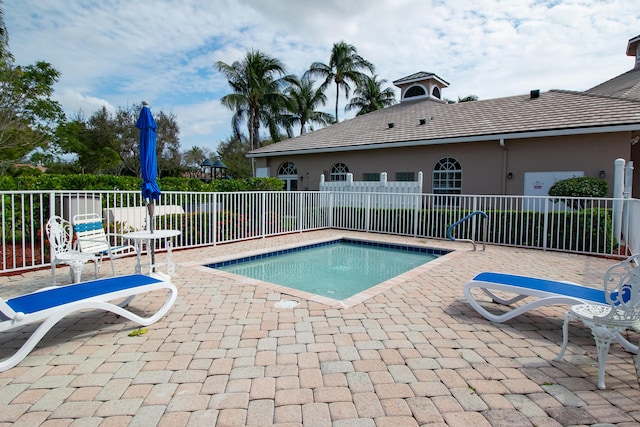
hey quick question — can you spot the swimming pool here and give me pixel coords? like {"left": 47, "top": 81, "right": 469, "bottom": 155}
{"left": 206, "top": 238, "right": 450, "bottom": 304}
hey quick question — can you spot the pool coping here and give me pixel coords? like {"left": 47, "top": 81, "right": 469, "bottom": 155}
{"left": 190, "top": 234, "right": 464, "bottom": 308}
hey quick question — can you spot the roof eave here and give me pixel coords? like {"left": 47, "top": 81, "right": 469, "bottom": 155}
{"left": 627, "top": 35, "right": 640, "bottom": 56}
{"left": 393, "top": 73, "right": 450, "bottom": 87}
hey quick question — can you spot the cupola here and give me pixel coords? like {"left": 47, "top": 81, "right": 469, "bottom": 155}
{"left": 627, "top": 34, "right": 640, "bottom": 69}
{"left": 392, "top": 72, "right": 449, "bottom": 103}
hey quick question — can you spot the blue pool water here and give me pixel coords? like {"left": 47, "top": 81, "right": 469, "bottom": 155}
{"left": 207, "top": 239, "right": 447, "bottom": 300}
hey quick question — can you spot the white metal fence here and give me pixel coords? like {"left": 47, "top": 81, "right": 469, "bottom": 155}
{"left": 1, "top": 190, "right": 636, "bottom": 274}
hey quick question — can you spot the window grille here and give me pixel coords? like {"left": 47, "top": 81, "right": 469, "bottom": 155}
{"left": 330, "top": 163, "right": 350, "bottom": 181}
{"left": 433, "top": 157, "right": 462, "bottom": 194}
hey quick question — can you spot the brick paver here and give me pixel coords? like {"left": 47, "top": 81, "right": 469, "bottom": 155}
{"left": 1, "top": 230, "right": 639, "bottom": 426}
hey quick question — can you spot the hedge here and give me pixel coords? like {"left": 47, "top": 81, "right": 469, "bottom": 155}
{"left": 332, "top": 207, "right": 616, "bottom": 253}
{"left": 0, "top": 174, "right": 284, "bottom": 192}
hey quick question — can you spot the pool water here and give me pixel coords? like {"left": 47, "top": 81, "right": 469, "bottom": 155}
{"left": 208, "top": 239, "right": 444, "bottom": 300}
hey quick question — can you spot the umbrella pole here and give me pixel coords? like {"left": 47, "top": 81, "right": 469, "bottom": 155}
{"left": 147, "top": 201, "right": 156, "bottom": 272}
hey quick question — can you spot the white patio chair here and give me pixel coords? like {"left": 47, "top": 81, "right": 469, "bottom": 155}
{"left": 555, "top": 254, "right": 640, "bottom": 389}
{"left": 72, "top": 213, "right": 136, "bottom": 276}
{"left": 46, "top": 215, "right": 97, "bottom": 285}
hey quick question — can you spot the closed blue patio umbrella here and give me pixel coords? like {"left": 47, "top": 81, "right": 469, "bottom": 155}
{"left": 136, "top": 101, "right": 161, "bottom": 233}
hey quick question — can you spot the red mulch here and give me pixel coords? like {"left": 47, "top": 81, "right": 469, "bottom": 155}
{"left": 0, "top": 244, "right": 47, "bottom": 277}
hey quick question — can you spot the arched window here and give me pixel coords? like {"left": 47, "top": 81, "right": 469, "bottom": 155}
{"left": 432, "top": 87, "right": 441, "bottom": 99}
{"left": 330, "top": 163, "right": 350, "bottom": 181}
{"left": 433, "top": 157, "right": 462, "bottom": 194}
{"left": 404, "top": 85, "right": 426, "bottom": 99}
{"left": 278, "top": 162, "right": 297, "bottom": 175}
{"left": 278, "top": 162, "right": 298, "bottom": 191}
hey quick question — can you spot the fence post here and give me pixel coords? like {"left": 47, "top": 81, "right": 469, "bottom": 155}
{"left": 622, "top": 161, "right": 635, "bottom": 255}
{"left": 261, "top": 192, "right": 266, "bottom": 239}
{"left": 365, "top": 193, "right": 371, "bottom": 232}
{"left": 472, "top": 197, "right": 478, "bottom": 240}
{"left": 328, "top": 192, "right": 333, "bottom": 228}
{"left": 613, "top": 158, "right": 625, "bottom": 244}
{"left": 212, "top": 192, "right": 218, "bottom": 246}
{"left": 542, "top": 197, "right": 549, "bottom": 251}
{"left": 413, "top": 193, "right": 420, "bottom": 237}
{"left": 297, "top": 192, "right": 303, "bottom": 232}
{"left": 48, "top": 191, "right": 56, "bottom": 272}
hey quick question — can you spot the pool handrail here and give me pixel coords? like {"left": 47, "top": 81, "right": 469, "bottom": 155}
{"left": 447, "top": 210, "right": 488, "bottom": 251}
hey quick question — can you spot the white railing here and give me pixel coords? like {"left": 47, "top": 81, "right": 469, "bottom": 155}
{"left": 0, "top": 190, "right": 637, "bottom": 274}
{"left": 319, "top": 172, "right": 423, "bottom": 195}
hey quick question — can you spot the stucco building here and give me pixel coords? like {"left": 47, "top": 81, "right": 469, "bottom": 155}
{"left": 248, "top": 35, "right": 640, "bottom": 198}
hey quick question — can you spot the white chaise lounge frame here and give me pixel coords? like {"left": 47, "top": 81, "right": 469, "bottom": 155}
{"left": 0, "top": 274, "right": 177, "bottom": 372}
{"left": 463, "top": 271, "right": 638, "bottom": 354}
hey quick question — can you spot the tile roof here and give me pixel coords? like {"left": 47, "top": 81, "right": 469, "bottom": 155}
{"left": 392, "top": 71, "right": 449, "bottom": 86}
{"left": 586, "top": 67, "right": 640, "bottom": 100}
{"left": 248, "top": 90, "right": 640, "bottom": 157}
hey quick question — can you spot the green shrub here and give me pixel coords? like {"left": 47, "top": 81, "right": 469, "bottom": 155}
{"left": 213, "top": 177, "right": 285, "bottom": 192}
{"left": 333, "top": 206, "right": 616, "bottom": 254}
{"left": 0, "top": 174, "right": 284, "bottom": 192}
{"left": 548, "top": 177, "right": 607, "bottom": 198}
{"left": 548, "top": 177, "right": 608, "bottom": 210}
{"left": 546, "top": 208, "right": 616, "bottom": 253}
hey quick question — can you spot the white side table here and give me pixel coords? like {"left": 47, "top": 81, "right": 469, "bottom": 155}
{"left": 123, "top": 229, "right": 181, "bottom": 276}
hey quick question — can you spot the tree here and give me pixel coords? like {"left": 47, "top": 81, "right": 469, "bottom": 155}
{"left": 0, "top": 57, "right": 65, "bottom": 172}
{"left": 458, "top": 95, "right": 478, "bottom": 103}
{"left": 345, "top": 74, "right": 396, "bottom": 116}
{"left": 57, "top": 110, "right": 120, "bottom": 174}
{"left": 57, "top": 105, "right": 181, "bottom": 177}
{"left": 445, "top": 94, "right": 479, "bottom": 104}
{"left": 183, "top": 146, "right": 206, "bottom": 168}
{"left": 216, "top": 134, "right": 252, "bottom": 179}
{"left": 284, "top": 75, "right": 334, "bottom": 135}
{"left": 155, "top": 110, "right": 182, "bottom": 176}
{"left": 182, "top": 146, "right": 213, "bottom": 178}
{"left": 215, "top": 50, "right": 295, "bottom": 159}
{"left": 306, "top": 41, "right": 374, "bottom": 122}
{"left": 0, "top": 1, "right": 8, "bottom": 61}
{"left": 94, "top": 105, "right": 181, "bottom": 177}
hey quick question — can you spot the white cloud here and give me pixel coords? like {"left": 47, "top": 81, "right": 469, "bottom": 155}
{"left": 172, "top": 100, "right": 232, "bottom": 141}
{"left": 4, "top": 0, "right": 640, "bottom": 151}
{"left": 54, "top": 88, "right": 116, "bottom": 118}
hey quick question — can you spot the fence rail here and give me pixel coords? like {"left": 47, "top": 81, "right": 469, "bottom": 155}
{"left": 1, "top": 190, "right": 637, "bottom": 274}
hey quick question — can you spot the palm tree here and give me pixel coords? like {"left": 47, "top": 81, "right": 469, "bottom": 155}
{"left": 0, "top": 1, "right": 9, "bottom": 60}
{"left": 306, "top": 41, "right": 374, "bottom": 122}
{"left": 284, "top": 76, "right": 334, "bottom": 136}
{"left": 181, "top": 146, "right": 210, "bottom": 178}
{"left": 215, "top": 51, "right": 294, "bottom": 156}
{"left": 345, "top": 74, "right": 396, "bottom": 116}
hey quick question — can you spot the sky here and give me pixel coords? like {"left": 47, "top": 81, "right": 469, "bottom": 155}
{"left": 4, "top": 0, "right": 640, "bottom": 155}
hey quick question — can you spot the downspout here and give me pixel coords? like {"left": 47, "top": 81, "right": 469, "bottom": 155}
{"left": 500, "top": 138, "right": 507, "bottom": 194}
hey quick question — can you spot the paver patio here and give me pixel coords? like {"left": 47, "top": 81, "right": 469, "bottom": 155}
{"left": 1, "top": 230, "right": 639, "bottom": 426}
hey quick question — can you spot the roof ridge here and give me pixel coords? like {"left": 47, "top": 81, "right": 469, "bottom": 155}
{"left": 621, "top": 81, "right": 640, "bottom": 98}
{"left": 550, "top": 88, "right": 640, "bottom": 104}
